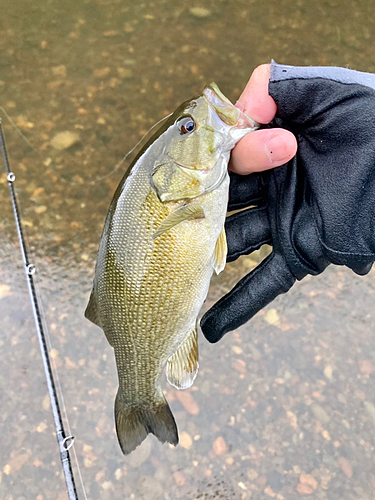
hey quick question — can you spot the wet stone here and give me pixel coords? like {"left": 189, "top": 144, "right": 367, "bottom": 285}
{"left": 50, "top": 131, "right": 81, "bottom": 150}
{"left": 117, "top": 68, "right": 133, "bottom": 79}
{"left": 189, "top": 7, "right": 211, "bottom": 18}
{"left": 310, "top": 403, "right": 330, "bottom": 424}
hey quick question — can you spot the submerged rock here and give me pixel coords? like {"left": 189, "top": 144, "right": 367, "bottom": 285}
{"left": 189, "top": 7, "right": 211, "bottom": 18}
{"left": 50, "top": 131, "right": 80, "bottom": 150}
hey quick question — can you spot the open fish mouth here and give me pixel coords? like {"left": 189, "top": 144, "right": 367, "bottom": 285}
{"left": 203, "top": 82, "right": 259, "bottom": 130}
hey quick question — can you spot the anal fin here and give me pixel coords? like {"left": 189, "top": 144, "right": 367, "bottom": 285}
{"left": 166, "top": 328, "right": 199, "bottom": 390}
{"left": 212, "top": 227, "right": 227, "bottom": 275}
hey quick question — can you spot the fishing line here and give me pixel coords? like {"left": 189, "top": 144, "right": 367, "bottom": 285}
{"left": 0, "top": 106, "right": 39, "bottom": 154}
{"left": 0, "top": 106, "right": 170, "bottom": 189}
{"left": 87, "top": 112, "right": 173, "bottom": 185}
{"left": 0, "top": 119, "right": 81, "bottom": 500}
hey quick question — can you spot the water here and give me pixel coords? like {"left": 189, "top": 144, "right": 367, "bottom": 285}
{"left": 1, "top": 0, "right": 375, "bottom": 499}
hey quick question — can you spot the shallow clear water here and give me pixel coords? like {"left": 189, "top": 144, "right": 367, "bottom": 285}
{"left": 1, "top": 1, "right": 375, "bottom": 499}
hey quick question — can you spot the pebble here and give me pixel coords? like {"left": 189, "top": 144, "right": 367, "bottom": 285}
{"left": 103, "top": 30, "right": 118, "bottom": 37}
{"left": 16, "top": 115, "right": 34, "bottom": 130}
{"left": 324, "top": 365, "right": 333, "bottom": 380}
{"left": 232, "top": 345, "right": 243, "bottom": 355}
{"left": 310, "top": 403, "right": 330, "bottom": 424}
{"left": 232, "top": 358, "right": 247, "bottom": 375}
{"left": 35, "top": 421, "right": 47, "bottom": 433}
{"left": 213, "top": 436, "right": 227, "bottom": 455}
{"left": 176, "top": 390, "right": 200, "bottom": 415}
{"left": 173, "top": 471, "right": 186, "bottom": 485}
{"left": 337, "top": 456, "right": 353, "bottom": 478}
{"left": 34, "top": 206, "right": 47, "bottom": 214}
{"left": 4, "top": 450, "right": 30, "bottom": 474}
{"left": 264, "top": 485, "right": 277, "bottom": 497}
{"left": 359, "top": 359, "right": 375, "bottom": 376}
{"left": 50, "top": 131, "right": 80, "bottom": 150}
{"left": 117, "top": 68, "right": 133, "bottom": 79}
{"left": 265, "top": 308, "right": 280, "bottom": 325}
{"left": 93, "top": 67, "right": 111, "bottom": 78}
{"left": 247, "top": 468, "right": 258, "bottom": 480}
{"left": 101, "top": 481, "right": 114, "bottom": 490}
{"left": 50, "top": 348, "right": 59, "bottom": 359}
{"left": 189, "top": 7, "right": 211, "bottom": 18}
{"left": 296, "top": 483, "right": 313, "bottom": 494}
{"left": 0, "top": 284, "right": 12, "bottom": 299}
{"left": 179, "top": 431, "right": 193, "bottom": 450}
{"left": 52, "top": 65, "right": 67, "bottom": 77}
{"left": 286, "top": 410, "right": 298, "bottom": 430}
{"left": 299, "top": 474, "right": 318, "bottom": 490}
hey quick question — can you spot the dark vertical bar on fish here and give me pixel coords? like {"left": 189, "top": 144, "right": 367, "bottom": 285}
{"left": 0, "top": 120, "right": 79, "bottom": 500}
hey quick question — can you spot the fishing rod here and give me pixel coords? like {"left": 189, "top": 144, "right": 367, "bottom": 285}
{"left": 0, "top": 120, "right": 79, "bottom": 500}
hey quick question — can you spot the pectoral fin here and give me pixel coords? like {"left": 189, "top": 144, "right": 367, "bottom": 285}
{"left": 213, "top": 227, "right": 227, "bottom": 275}
{"left": 153, "top": 204, "right": 205, "bottom": 239}
{"left": 166, "top": 328, "right": 199, "bottom": 390}
{"left": 152, "top": 161, "right": 204, "bottom": 202}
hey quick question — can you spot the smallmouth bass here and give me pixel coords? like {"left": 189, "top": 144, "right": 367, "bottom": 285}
{"left": 85, "top": 83, "right": 257, "bottom": 454}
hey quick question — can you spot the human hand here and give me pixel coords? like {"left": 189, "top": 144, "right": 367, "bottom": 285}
{"left": 229, "top": 64, "right": 297, "bottom": 174}
{"left": 201, "top": 61, "right": 375, "bottom": 343}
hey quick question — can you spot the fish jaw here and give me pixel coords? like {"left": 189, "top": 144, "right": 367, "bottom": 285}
{"left": 203, "top": 82, "right": 259, "bottom": 151}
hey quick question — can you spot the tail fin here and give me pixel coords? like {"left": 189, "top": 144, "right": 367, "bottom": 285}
{"left": 115, "top": 391, "right": 179, "bottom": 455}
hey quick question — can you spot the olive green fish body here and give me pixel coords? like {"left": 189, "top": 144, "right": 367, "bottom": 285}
{"left": 86, "top": 84, "right": 258, "bottom": 454}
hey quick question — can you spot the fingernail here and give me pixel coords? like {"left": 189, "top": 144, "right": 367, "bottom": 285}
{"left": 265, "top": 134, "right": 291, "bottom": 163}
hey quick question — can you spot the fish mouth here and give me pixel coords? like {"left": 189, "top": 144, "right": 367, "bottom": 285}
{"left": 203, "top": 82, "right": 259, "bottom": 130}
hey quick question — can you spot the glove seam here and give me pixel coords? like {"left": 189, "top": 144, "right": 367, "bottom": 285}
{"left": 274, "top": 170, "right": 309, "bottom": 277}
{"left": 227, "top": 238, "right": 272, "bottom": 262}
{"left": 228, "top": 198, "right": 265, "bottom": 211}
{"left": 270, "top": 62, "right": 375, "bottom": 91}
{"left": 317, "top": 236, "right": 375, "bottom": 258}
{"left": 271, "top": 76, "right": 375, "bottom": 87}
{"left": 309, "top": 197, "right": 375, "bottom": 258}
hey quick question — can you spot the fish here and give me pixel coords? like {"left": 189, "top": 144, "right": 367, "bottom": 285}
{"left": 85, "top": 83, "right": 258, "bottom": 455}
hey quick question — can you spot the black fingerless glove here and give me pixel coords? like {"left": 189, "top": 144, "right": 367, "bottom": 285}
{"left": 201, "top": 62, "right": 375, "bottom": 343}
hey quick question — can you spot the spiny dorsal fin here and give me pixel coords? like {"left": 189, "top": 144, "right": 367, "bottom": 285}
{"left": 84, "top": 291, "right": 102, "bottom": 328}
{"left": 166, "top": 328, "right": 199, "bottom": 390}
{"left": 212, "top": 227, "right": 227, "bottom": 275}
{"left": 153, "top": 204, "right": 205, "bottom": 239}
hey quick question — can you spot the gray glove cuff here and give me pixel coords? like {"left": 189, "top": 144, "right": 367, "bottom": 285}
{"left": 271, "top": 60, "right": 375, "bottom": 90}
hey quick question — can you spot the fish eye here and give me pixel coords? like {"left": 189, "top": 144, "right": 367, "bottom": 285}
{"left": 177, "top": 116, "right": 196, "bottom": 135}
